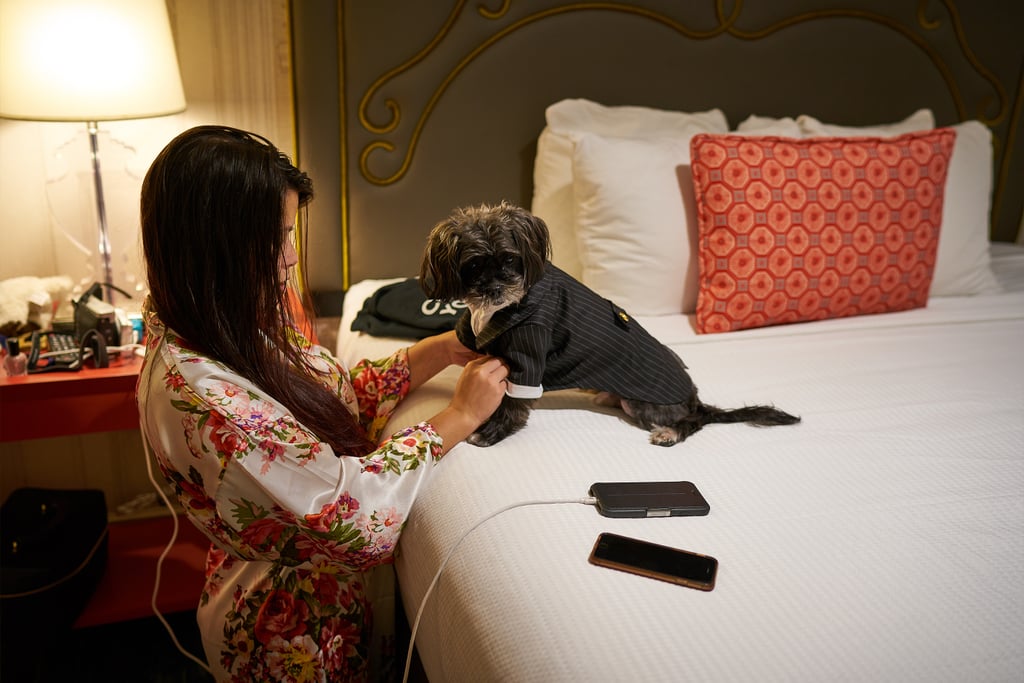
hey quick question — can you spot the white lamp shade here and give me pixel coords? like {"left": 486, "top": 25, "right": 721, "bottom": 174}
{"left": 0, "top": 0, "right": 186, "bottom": 121}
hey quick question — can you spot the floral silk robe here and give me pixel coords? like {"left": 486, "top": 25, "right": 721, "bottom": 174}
{"left": 137, "top": 305, "right": 444, "bottom": 682}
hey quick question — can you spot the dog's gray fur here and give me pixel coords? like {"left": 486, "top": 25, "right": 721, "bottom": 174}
{"left": 420, "top": 201, "right": 800, "bottom": 446}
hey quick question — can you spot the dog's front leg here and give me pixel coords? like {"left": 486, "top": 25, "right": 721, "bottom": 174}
{"left": 468, "top": 394, "right": 534, "bottom": 446}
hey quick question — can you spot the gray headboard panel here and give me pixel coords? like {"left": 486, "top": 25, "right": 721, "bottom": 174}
{"left": 297, "top": 0, "right": 1022, "bottom": 291}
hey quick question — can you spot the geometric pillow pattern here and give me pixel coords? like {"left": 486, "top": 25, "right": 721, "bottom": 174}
{"left": 690, "top": 129, "right": 957, "bottom": 334}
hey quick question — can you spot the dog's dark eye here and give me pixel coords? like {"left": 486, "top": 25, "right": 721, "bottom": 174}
{"left": 499, "top": 254, "right": 521, "bottom": 273}
{"left": 460, "top": 258, "right": 486, "bottom": 282}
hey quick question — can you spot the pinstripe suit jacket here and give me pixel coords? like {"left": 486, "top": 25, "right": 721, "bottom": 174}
{"left": 455, "top": 264, "right": 694, "bottom": 403}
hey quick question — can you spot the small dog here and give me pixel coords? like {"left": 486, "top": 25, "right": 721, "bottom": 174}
{"left": 420, "top": 201, "right": 800, "bottom": 446}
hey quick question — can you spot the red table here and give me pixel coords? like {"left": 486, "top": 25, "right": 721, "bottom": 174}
{"left": 0, "top": 357, "right": 141, "bottom": 441}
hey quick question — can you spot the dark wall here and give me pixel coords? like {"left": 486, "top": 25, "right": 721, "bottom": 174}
{"left": 294, "top": 0, "right": 1023, "bottom": 294}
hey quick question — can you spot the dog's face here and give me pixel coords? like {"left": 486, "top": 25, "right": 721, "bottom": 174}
{"left": 420, "top": 202, "right": 551, "bottom": 310}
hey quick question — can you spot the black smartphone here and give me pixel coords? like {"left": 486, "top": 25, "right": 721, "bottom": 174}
{"left": 589, "top": 480, "right": 709, "bottom": 518}
{"left": 588, "top": 532, "right": 718, "bottom": 591}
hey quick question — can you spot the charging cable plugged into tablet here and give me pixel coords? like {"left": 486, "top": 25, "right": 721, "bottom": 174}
{"left": 402, "top": 481, "right": 711, "bottom": 680}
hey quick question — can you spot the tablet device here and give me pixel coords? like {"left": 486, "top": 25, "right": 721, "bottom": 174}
{"left": 589, "top": 480, "right": 710, "bottom": 518}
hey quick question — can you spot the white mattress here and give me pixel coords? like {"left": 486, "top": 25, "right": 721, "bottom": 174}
{"left": 338, "top": 245, "right": 1024, "bottom": 682}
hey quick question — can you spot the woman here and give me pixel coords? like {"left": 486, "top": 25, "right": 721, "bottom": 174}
{"left": 137, "top": 125, "right": 508, "bottom": 681}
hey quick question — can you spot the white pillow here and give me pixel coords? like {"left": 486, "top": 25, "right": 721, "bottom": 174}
{"left": 796, "top": 108, "right": 936, "bottom": 136}
{"left": 929, "top": 121, "right": 1001, "bottom": 295}
{"left": 734, "top": 114, "right": 802, "bottom": 136}
{"left": 531, "top": 99, "right": 728, "bottom": 280}
{"left": 571, "top": 133, "right": 701, "bottom": 315}
{"left": 798, "top": 112, "right": 1000, "bottom": 296}
{"left": 736, "top": 109, "right": 935, "bottom": 138}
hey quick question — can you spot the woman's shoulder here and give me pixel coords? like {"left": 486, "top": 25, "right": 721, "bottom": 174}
{"left": 141, "top": 312, "right": 266, "bottom": 405}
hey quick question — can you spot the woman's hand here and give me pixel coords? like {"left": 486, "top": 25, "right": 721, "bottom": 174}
{"left": 450, "top": 356, "right": 509, "bottom": 424}
{"left": 441, "top": 330, "right": 483, "bottom": 367}
{"left": 428, "top": 355, "right": 509, "bottom": 450}
{"left": 407, "top": 330, "right": 481, "bottom": 391}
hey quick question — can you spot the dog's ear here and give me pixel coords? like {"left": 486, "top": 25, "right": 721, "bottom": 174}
{"left": 506, "top": 203, "right": 551, "bottom": 287}
{"left": 420, "top": 219, "right": 462, "bottom": 300}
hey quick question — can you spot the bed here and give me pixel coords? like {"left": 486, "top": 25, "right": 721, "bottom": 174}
{"left": 341, "top": 246, "right": 1024, "bottom": 682}
{"left": 324, "top": 2, "right": 1023, "bottom": 681}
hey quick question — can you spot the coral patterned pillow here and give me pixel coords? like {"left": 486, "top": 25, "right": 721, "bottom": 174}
{"left": 690, "top": 129, "right": 956, "bottom": 334}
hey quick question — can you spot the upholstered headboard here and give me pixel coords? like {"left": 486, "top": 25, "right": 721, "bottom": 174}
{"left": 292, "top": 0, "right": 1022, "bottom": 293}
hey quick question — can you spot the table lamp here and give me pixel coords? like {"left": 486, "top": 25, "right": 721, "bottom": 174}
{"left": 0, "top": 0, "right": 186, "bottom": 303}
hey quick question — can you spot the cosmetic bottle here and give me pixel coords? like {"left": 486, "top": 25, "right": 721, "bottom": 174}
{"left": 5, "top": 338, "right": 28, "bottom": 376}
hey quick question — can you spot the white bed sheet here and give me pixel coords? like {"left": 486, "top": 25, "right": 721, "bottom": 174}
{"left": 337, "top": 247, "right": 1024, "bottom": 682}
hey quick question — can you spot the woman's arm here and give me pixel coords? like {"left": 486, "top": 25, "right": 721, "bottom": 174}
{"left": 405, "top": 329, "right": 479, "bottom": 392}
{"left": 407, "top": 330, "right": 508, "bottom": 449}
{"left": 426, "top": 355, "right": 508, "bottom": 449}
{"left": 348, "top": 330, "right": 481, "bottom": 441}
{"left": 352, "top": 330, "right": 507, "bottom": 452}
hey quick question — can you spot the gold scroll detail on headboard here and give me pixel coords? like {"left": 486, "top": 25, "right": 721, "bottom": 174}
{"left": 353, "top": 0, "right": 1016, "bottom": 233}
{"left": 356, "top": 1, "right": 1010, "bottom": 168}
{"left": 358, "top": 1, "right": 736, "bottom": 186}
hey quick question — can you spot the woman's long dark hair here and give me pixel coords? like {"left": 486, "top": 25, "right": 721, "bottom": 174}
{"left": 141, "top": 125, "right": 375, "bottom": 457}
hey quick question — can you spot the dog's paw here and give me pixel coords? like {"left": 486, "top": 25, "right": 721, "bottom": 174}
{"left": 468, "top": 424, "right": 508, "bottom": 447}
{"left": 649, "top": 425, "right": 682, "bottom": 447}
{"left": 467, "top": 432, "right": 492, "bottom": 447}
{"left": 468, "top": 397, "right": 531, "bottom": 446}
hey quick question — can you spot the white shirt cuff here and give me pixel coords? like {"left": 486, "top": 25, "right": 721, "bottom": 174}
{"left": 505, "top": 381, "right": 543, "bottom": 399}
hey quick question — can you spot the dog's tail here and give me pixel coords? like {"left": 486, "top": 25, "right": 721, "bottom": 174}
{"left": 696, "top": 403, "right": 801, "bottom": 428}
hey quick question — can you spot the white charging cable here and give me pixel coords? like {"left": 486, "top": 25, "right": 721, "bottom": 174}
{"left": 142, "top": 430, "right": 213, "bottom": 675}
{"left": 141, "top": 343, "right": 592, "bottom": 681}
{"left": 402, "top": 496, "right": 597, "bottom": 683}
{"left": 146, "top": 424, "right": 594, "bottom": 681}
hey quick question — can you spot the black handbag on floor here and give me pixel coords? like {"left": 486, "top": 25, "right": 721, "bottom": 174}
{"left": 0, "top": 487, "right": 109, "bottom": 677}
